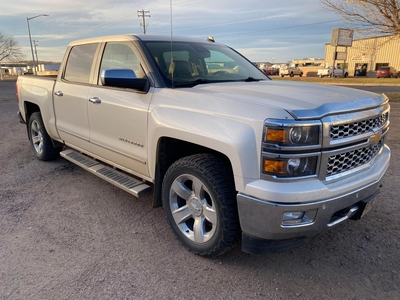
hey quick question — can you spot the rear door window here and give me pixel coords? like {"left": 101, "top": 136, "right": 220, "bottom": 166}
{"left": 64, "top": 43, "right": 98, "bottom": 84}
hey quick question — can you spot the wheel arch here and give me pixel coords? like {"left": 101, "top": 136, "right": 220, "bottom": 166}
{"left": 152, "top": 137, "right": 235, "bottom": 208}
{"left": 23, "top": 102, "right": 41, "bottom": 141}
{"left": 24, "top": 102, "right": 63, "bottom": 148}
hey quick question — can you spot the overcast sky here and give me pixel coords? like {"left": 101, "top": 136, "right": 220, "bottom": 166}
{"left": 1, "top": 0, "right": 347, "bottom": 63}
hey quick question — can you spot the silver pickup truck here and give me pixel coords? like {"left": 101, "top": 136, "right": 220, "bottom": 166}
{"left": 16, "top": 34, "right": 390, "bottom": 256}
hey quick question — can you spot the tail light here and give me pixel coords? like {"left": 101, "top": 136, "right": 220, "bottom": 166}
{"left": 15, "top": 82, "right": 19, "bottom": 103}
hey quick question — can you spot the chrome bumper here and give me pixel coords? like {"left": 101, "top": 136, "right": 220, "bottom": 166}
{"left": 237, "top": 177, "right": 383, "bottom": 241}
{"left": 237, "top": 144, "right": 390, "bottom": 254}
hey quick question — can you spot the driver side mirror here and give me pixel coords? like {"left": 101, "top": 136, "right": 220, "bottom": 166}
{"left": 101, "top": 69, "right": 148, "bottom": 91}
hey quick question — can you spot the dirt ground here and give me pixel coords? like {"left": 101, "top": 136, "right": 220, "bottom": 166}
{"left": 1, "top": 79, "right": 399, "bottom": 299}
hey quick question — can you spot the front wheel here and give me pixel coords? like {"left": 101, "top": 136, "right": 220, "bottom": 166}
{"left": 28, "top": 112, "right": 61, "bottom": 161}
{"left": 162, "top": 154, "right": 239, "bottom": 256}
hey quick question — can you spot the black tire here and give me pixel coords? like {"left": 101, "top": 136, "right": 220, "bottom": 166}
{"left": 299, "top": 72, "right": 303, "bottom": 77}
{"left": 162, "top": 154, "right": 239, "bottom": 256}
{"left": 290, "top": 72, "right": 294, "bottom": 77}
{"left": 28, "top": 112, "right": 61, "bottom": 161}
{"left": 344, "top": 72, "right": 348, "bottom": 78}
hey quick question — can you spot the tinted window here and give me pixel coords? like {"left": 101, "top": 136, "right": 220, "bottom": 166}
{"left": 144, "top": 41, "right": 267, "bottom": 86}
{"left": 64, "top": 43, "right": 98, "bottom": 84}
{"left": 98, "top": 42, "right": 143, "bottom": 85}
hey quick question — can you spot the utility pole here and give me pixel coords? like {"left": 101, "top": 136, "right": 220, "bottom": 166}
{"left": 33, "top": 40, "right": 39, "bottom": 69}
{"left": 137, "top": 9, "right": 150, "bottom": 34}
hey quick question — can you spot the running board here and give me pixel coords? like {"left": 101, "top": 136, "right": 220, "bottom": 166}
{"left": 60, "top": 149, "right": 152, "bottom": 198}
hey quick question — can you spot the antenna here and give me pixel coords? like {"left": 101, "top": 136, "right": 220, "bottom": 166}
{"left": 170, "top": 0, "right": 174, "bottom": 87}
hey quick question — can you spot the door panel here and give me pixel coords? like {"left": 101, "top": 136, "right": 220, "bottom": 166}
{"left": 53, "top": 43, "right": 99, "bottom": 151}
{"left": 87, "top": 86, "right": 151, "bottom": 176}
{"left": 53, "top": 82, "right": 91, "bottom": 150}
{"left": 87, "top": 41, "right": 151, "bottom": 176}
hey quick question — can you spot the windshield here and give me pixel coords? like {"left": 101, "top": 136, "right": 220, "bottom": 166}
{"left": 143, "top": 40, "right": 269, "bottom": 87}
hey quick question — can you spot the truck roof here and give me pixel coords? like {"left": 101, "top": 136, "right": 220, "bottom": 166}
{"left": 68, "top": 34, "right": 220, "bottom": 46}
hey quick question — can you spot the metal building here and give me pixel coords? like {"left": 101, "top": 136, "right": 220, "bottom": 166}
{"left": 323, "top": 35, "right": 400, "bottom": 77}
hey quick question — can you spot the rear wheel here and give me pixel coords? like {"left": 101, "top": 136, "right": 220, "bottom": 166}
{"left": 28, "top": 112, "right": 61, "bottom": 161}
{"left": 162, "top": 154, "right": 239, "bottom": 256}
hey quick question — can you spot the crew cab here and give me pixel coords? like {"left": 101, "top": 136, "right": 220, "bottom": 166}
{"left": 16, "top": 34, "right": 390, "bottom": 256}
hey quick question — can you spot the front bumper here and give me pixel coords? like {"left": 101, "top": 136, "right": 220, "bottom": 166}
{"left": 237, "top": 145, "right": 390, "bottom": 254}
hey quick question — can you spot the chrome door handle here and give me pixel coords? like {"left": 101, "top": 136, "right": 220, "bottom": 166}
{"left": 89, "top": 97, "right": 101, "bottom": 104}
{"left": 54, "top": 91, "right": 63, "bottom": 97}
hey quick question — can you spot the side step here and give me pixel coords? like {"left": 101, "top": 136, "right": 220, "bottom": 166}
{"left": 60, "top": 149, "right": 152, "bottom": 198}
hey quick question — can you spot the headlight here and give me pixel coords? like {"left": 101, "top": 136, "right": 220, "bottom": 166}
{"left": 264, "top": 123, "right": 320, "bottom": 146}
{"left": 263, "top": 156, "right": 317, "bottom": 177}
{"left": 262, "top": 120, "right": 321, "bottom": 179}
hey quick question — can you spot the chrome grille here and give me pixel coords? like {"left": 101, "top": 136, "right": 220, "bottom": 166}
{"left": 326, "top": 140, "right": 383, "bottom": 177}
{"left": 330, "top": 112, "right": 388, "bottom": 140}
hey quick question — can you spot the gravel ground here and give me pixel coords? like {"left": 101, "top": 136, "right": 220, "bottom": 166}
{"left": 1, "top": 79, "right": 399, "bottom": 299}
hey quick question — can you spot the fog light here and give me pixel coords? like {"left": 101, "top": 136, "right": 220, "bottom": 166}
{"left": 282, "top": 209, "right": 317, "bottom": 226}
{"left": 282, "top": 212, "right": 305, "bottom": 224}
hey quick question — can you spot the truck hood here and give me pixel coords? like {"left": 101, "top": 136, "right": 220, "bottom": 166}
{"left": 189, "top": 80, "right": 385, "bottom": 120}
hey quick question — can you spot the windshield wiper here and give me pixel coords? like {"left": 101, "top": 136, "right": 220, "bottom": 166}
{"left": 173, "top": 79, "right": 217, "bottom": 88}
{"left": 244, "top": 77, "right": 262, "bottom": 82}
{"left": 173, "top": 77, "right": 265, "bottom": 88}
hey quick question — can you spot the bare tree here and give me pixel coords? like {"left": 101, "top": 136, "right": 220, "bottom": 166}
{"left": 0, "top": 32, "right": 24, "bottom": 62}
{"left": 320, "top": 0, "right": 400, "bottom": 37}
{"left": 0, "top": 32, "right": 24, "bottom": 79}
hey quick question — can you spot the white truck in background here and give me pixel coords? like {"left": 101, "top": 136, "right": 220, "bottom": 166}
{"left": 16, "top": 34, "right": 390, "bottom": 256}
{"left": 318, "top": 66, "right": 349, "bottom": 78}
{"left": 279, "top": 64, "right": 303, "bottom": 77}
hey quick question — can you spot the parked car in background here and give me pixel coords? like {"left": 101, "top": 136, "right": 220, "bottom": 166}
{"left": 317, "top": 66, "right": 348, "bottom": 78}
{"left": 376, "top": 66, "right": 398, "bottom": 78}
{"left": 280, "top": 66, "right": 303, "bottom": 77}
{"left": 263, "top": 68, "right": 278, "bottom": 76}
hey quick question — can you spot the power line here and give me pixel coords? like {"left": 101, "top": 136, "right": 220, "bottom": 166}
{"left": 213, "top": 20, "right": 341, "bottom": 37}
{"left": 156, "top": 8, "right": 329, "bottom": 34}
